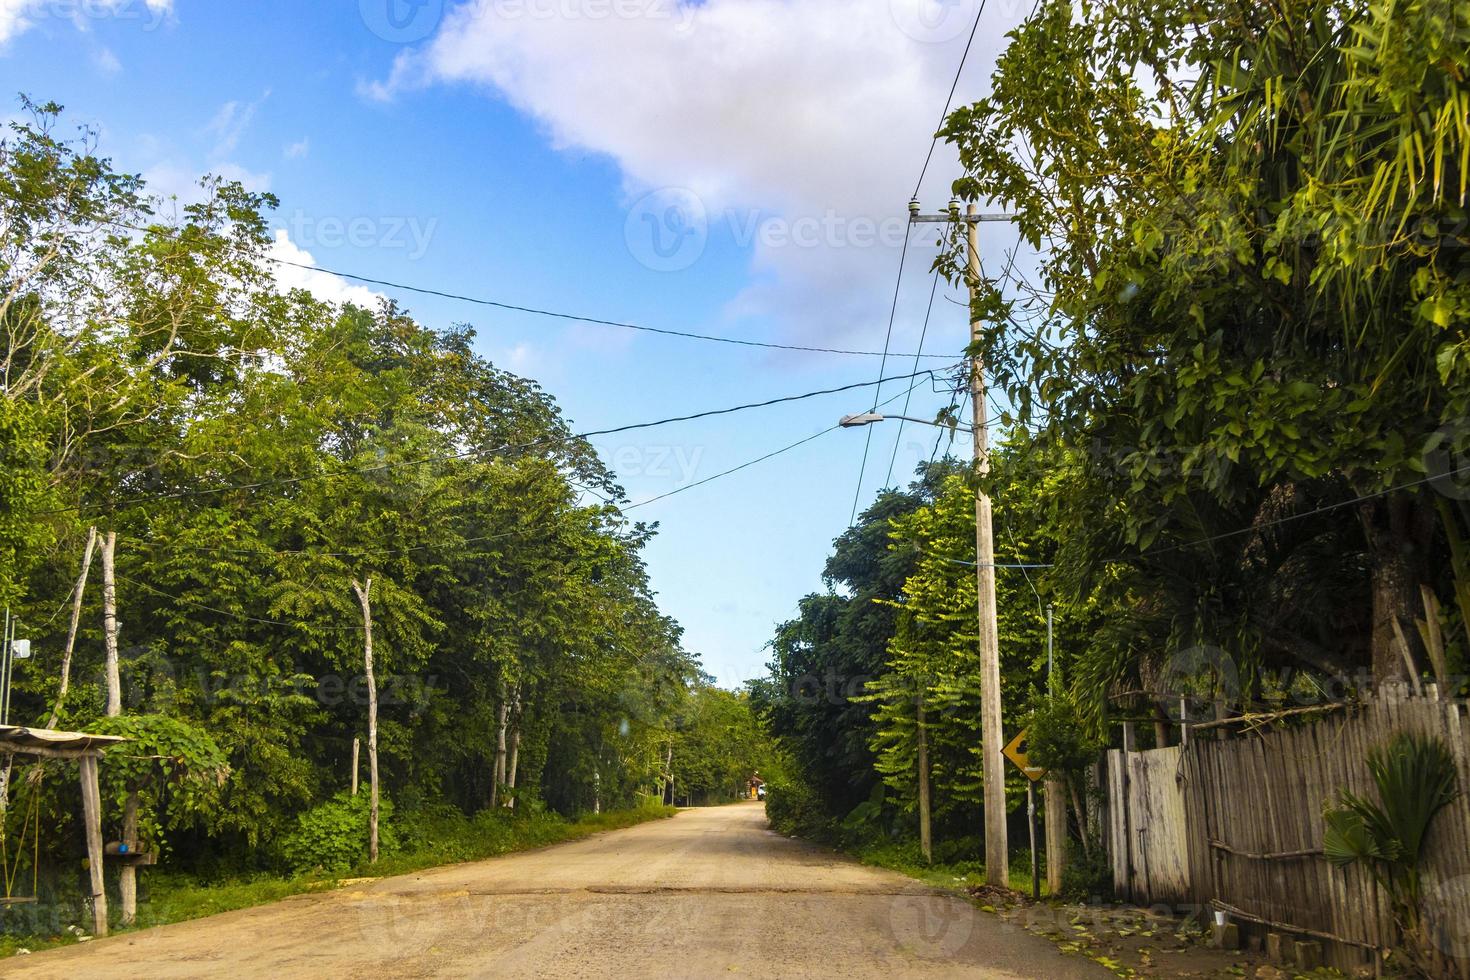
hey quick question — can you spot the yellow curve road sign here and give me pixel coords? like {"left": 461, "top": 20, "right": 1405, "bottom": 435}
{"left": 1003, "top": 727, "right": 1047, "bottom": 782}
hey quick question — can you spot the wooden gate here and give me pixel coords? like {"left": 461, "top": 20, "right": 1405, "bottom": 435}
{"left": 1107, "top": 744, "right": 1191, "bottom": 905}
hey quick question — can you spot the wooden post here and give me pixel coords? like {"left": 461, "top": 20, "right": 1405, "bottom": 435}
{"left": 1045, "top": 774, "right": 1067, "bottom": 894}
{"left": 350, "top": 578, "right": 378, "bottom": 864}
{"left": 351, "top": 737, "right": 360, "bottom": 796}
{"left": 119, "top": 789, "right": 139, "bottom": 924}
{"left": 79, "top": 754, "right": 108, "bottom": 937}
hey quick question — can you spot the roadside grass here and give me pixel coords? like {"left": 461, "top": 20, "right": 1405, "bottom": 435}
{"left": 0, "top": 801, "right": 676, "bottom": 960}
{"left": 854, "top": 840, "right": 1044, "bottom": 896}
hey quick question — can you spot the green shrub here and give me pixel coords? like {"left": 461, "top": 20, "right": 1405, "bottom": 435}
{"left": 279, "top": 792, "right": 397, "bottom": 875}
{"left": 764, "top": 778, "right": 833, "bottom": 839}
{"left": 1059, "top": 846, "right": 1112, "bottom": 902}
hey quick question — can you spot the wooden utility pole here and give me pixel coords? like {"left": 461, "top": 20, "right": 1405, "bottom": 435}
{"left": 966, "top": 202, "right": 1009, "bottom": 887}
{"left": 907, "top": 200, "right": 1013, "bottom": 885}
{"left": 350, "top": 578, "right": 379, "bottom": 863}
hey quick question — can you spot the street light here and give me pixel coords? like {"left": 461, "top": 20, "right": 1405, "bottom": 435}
{"left": 838, "top": 412, "right": 973, "bottom": 432}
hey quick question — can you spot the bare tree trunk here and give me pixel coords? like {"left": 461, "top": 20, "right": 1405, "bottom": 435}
{"left": 7, "top": 528, "right": 100, "bottom": 810}
{"left": 350, "top": 578, "right": 379, "bottom": 864}
{"left": 593, "top": 767, "right": 601, "bottom": 814}
{"left": 1069, "top": 776, "right": 1092, "bottom": 859}
{"left": 506, "top": 693, "right": 522, "bottom": 809}
{"left": 351, "top": 737, "right": 360, "bottom": 796}
{"left": 48, "top": 526, "right": 98, "bottom": 729}
{"left": 1361, "top": 493, "right": 1435, "bottom": 686}
{"left": 664, "top": 741, "right": 674, "bottom": 806}
{"left": 1152, "top": 707, "right": 1171, "bottom": 749}
{"left": 101, "top": 530, "right": 121, "bottom": 717}
{"left": 917, "top": 694, "right": 931, "bottom": 864}
{"left": 491, "top": 693, "right": 509, "bottom": 809}
{"left": 119, "top": 789, "right": 139, "bottom": 925}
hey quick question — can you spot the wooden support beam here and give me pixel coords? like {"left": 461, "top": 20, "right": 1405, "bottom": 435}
{"left": 79, "top": 754, "right": 108, "bottom": 937}
{"left": 0, "top": 743, "right": 104, "bottom": 762}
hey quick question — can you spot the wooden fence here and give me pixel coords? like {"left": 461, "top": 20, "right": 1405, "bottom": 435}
{"left": 1105, "top": 687, "right": 1470, "bottom": 974}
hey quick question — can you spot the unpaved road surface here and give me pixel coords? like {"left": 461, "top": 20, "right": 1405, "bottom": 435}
{"left": 9, "top": 803, "right": 1107, "bottom": 978}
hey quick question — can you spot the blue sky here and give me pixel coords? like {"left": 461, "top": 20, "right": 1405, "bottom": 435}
{"left": 1, "top": 0, "right": 1035, "bottom": 687}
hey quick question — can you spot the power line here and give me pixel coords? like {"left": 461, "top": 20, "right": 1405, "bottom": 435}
{"left": 74, "top": 210, "right": 952, "bottom": 361}
{"left": 123, "top": 375, "right": 959, "bottom": 565}
{"left": 923, "top": 462, "right": 1470, "bottom": 571}
{"left": 629, "top": 372, "right": 944, "bottom": 513}
{"left": 851, "top": 0, "right": 989, "bottom": 525}
{"left": 42, "top": 365, "right": 959, "bottom": 518}
{"left": 1108, "top": 465, "right": 1470, "bottom": 562}
{"left": 850, "top": 224, "right": 915, "bottom": 524}
{"left": 885, "top": 268, "right": 943, "bottom": 487}
{"left": 272, "top": 257, "right": 954, "bottom": 360}
{"left": 118, "top": 575, "right": 363, "bottom": 631}
{"left": 911, "top": 0, "right": 989, "bottom": 200}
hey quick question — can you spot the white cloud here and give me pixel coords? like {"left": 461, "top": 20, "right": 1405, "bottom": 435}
{"left": 94, "top": 46, "right": 121, "bottom": 74}
{"left": 367, "top": 0, "right": 1028, "bottom": 349}
{"left": 267, "top": 231, "right": 387, "bottom": 309}
{"left": 142, "top": 160, "right": 273, "bottom": 205}
{"left": 500, "top": 342, "right": 537, "bottom": 375}
{"left": 283, "top": 138, "right": 310, "bottom": 160}
{"left": 0, "top": 0, "right": 172, "bottom": 48}
{"left": 202, "top": 91, "right": 269, "bottom": 159}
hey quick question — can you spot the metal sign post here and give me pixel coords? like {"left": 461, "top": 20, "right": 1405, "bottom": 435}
{"left": 1004, "top": 728, "right": 1047, "bottom": 899}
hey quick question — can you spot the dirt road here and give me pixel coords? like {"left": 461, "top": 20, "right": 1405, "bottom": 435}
{"left": 8, "top": 803, "right": 1107, "bottom": 978}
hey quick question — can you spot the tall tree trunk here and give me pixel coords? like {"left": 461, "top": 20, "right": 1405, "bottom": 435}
{"left": 1069, "top": 776, "right": 1092, "bottom": 859}
{"left": 101, "top": 530, "right": 121, "bottom": 717}
{"left": 119, "top": 788, "right": 139, "bottom": 925}
{"left": 48, "top": 526, "right": 98, "bottom": 729}
{"left": 917, "top": 693, "right": 931, "bottom": 864}
{"left": 1361, "top": 493, "right": 1435, "bottom": 686}
{"left": 350, "top": 578, "right": 379, "bottom": 864}
{"left": 491, "top": 694, "right": 509, "bottom": 809}
{"left": 506, "top": 691, "right": 522, "bottom": 809}
{"left": 664, "top": 741, "right": 674, "bottom": 806}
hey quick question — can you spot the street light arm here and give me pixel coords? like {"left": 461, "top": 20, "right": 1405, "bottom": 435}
{"left": 838, "top": 412, "right": 973, "bottom": 433}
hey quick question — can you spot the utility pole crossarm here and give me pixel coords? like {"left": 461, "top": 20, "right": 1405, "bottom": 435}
{"left": 909, "top": 213, "right": 1015, "bottom": 223}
